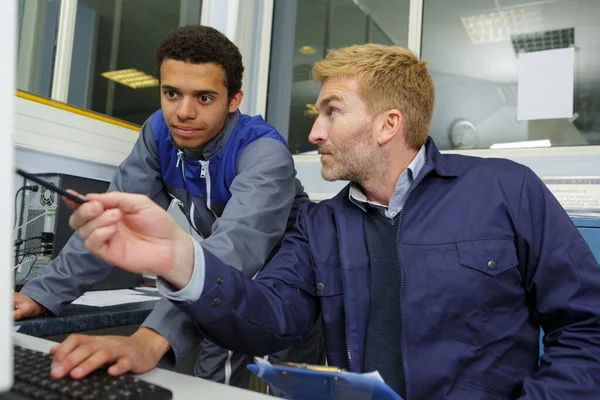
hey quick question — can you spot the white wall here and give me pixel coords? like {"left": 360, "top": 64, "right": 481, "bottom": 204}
{"left": 13, "top": 96, "right": 137, "bottom": 199}
{"left": 14, "top": 96, "right": 138, "bottom": 168}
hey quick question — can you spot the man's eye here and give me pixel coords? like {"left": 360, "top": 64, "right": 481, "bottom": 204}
{"left": 165, "top": 91, "right": 177, "bottom": 98}
{"left": 199, "top": 95, "right": 212, "bottom": 103}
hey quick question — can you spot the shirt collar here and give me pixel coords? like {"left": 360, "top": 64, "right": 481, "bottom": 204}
{"left": 349, "top": 143, "right": 427, "bottom": 213}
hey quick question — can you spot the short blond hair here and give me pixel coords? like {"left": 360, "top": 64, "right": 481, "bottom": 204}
{"left": 312, "top": 44, "right": 435, "bottom": 149}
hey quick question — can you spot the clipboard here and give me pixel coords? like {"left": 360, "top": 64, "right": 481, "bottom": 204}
{"left": 247, "top": 362, "right": 403, "bottom": 400}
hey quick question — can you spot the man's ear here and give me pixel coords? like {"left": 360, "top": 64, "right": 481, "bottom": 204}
{"left": 376, "top": 109, "right": 402, "bottom": 146}
{"left": 228, "top": 91, "right": 244, "bottom": 112}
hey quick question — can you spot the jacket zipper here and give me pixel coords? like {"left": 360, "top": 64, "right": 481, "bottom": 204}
{"left": 199, "top": 160, "right": 217, "bottom": 218}
{"left": 200, "top": 159, "right": 207, "bottom": 178}
{"left": 396, "top": 165, "right": 432, "bottom": 400}
{"left": 176, "top": 150, "right": 186, "bottom": 182}
{"left": 224, "top": 350, "right": 233, "bottom": 385}
{"left": 189, "top": 201, "right": 199, "bottom": 234}
{"left": 335, "top": 218, "right": 353, "bottom": 370}
{"left": 182, "top": 158, "right": 215, "bottom": 239}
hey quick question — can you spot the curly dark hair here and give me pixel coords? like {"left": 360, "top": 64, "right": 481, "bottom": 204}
{"left": 156, "top": 25, "right": 244, "bottom": 100}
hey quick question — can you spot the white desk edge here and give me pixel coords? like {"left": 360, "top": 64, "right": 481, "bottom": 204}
{"left": 12, "top": 332, "right": 271, "bottom": 400}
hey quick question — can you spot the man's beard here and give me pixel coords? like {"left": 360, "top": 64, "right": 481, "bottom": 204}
{"left": 319, "top": 129, "right": 384, "bottom": 183}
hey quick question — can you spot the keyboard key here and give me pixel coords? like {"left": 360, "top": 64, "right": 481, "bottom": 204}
{"left": 11, "top": 345, "right": 173, "bottom": 399}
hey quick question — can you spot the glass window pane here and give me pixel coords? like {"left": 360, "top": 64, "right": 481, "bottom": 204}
{"left": 422, "top": 0, "right": 600, "bottom": 150}
{"left": 67, "top": 0, "right": 185, "bottom": 125}
{"left": 16, "top": 0, "right": 60, "bottom": 98}
{"left": 276, "top": 0, "right": 410, "bottom": 154}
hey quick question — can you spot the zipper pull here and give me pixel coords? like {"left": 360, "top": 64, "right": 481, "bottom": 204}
{"left": 200, "top": 160, "right": 207, "bottom": 178}
{"left": 176, "top": 150, "right": 186, "bottom": 182}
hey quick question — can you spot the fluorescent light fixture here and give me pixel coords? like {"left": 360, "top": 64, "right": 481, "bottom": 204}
{"left": 461, "top": 6, "right": 544, "bottom": 45}
{"left": 101, "top": 68, "right": 159, "bottom": 89}
{"left": 490, "top": 139, "right": 551, "bottom": 149}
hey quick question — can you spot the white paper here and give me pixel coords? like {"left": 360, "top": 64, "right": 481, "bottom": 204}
{"left": 517, "top": 47, "right": 574, "bottom": 121}
{"left": 92, "top": 289, "right": 141, "bottom": 296}
{"left": 361, "top": 371, "right": 385, "bottom": 382}
{"left": 72, "top": 289, "right": 160, "bottom": 307}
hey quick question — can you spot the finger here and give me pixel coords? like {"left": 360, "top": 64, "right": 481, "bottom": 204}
{"left": 85, "top": 192, "right": 153, "bottom": 214}
{"left": 52, "top": 343, "right": 106, "bottom": 379}
{"left": 68, "top": 201, "right": 105, "bottom": 231}
{"left": 77, "top": 208, "right": 122, "bottom": 240}
{"left": 52, "top": 335, "right": 90, "bottom": 363}
{"left": 70, "top": 348, "right": 116, "bottom": 379}
{"left": 12, "top": 307, "right": 28, "bottom": 320}
{"left": 83, "top": 224, "right": 118, "bottom": 254}
{"left": 108, "top": 357, "right": 133, "bottom": 376}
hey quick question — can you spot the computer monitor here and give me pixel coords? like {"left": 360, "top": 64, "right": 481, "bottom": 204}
{"left": 0, "top": 0, "right": 15, "bottom": 393}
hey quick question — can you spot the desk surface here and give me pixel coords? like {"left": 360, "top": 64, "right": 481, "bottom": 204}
{"left": 13, "top": 333, "right": 271, "bottom": 400}
{"left": 15, "top": 290, "right": 160, "bottom": 337}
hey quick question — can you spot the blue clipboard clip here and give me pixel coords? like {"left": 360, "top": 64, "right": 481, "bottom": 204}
{"left": 247, "top": 362, "right": 403, "bottom": 400}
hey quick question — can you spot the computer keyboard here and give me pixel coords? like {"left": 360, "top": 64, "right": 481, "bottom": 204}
{"left": 9, "top": 345, "right": 173, "bottom": 399}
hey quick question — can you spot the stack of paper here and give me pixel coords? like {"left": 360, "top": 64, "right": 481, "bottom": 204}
{"left": 72, "top": 289, "right": 160, "bottom": 307}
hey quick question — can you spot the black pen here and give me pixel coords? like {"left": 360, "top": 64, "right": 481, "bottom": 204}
{"left": 14, "top": 168, "right": 88, "bottom": 204}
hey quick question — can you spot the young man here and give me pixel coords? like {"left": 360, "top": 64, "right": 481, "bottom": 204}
{"left": 54, "top": 44, "right": 600, "bottom": 399}
{"left": 14, "top": 25, "right": 323, "bottom": 389}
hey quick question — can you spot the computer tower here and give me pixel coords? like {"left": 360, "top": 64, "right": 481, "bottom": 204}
{"left": 14, "top": 173, "right": 142, "bottom": 291}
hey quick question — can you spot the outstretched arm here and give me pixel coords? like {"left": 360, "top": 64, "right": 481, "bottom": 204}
{"left": 66, "top": 190, "right": 319, "bottom": 356}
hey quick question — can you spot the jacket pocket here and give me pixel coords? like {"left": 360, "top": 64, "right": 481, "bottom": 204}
{"left": 426, "top": 239, "right": 524, "bottom": 345}
{"left": 459, "top": 364, "right": 523, "bottom": 400}
{"left": 458, "top": 377, "right": 520, "bottom": 400}
{"left": 313, "top": 263, "right": 344, "bottom": 297}
{"left": 313, "top": 263, "right": 346, "bottom": 360}
{"left": 457, "top": 239, "right": 519, "bottom": 277}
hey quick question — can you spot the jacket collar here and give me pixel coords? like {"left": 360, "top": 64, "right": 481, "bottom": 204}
{"left": 330, "top": 137, "right": 459, "bottom": 207}
{"left": 424, "top": 137, "right": 459, "bottom": 178}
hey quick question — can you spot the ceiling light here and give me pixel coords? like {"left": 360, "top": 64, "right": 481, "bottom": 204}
{"left": 299, "top": 46, "right": 317, "bottom": 55}
{"left": 461, "top": 6, "right": 544, "bottom": 45}
{"left": 101, "top": 68, "right": 159, "bottom": 89}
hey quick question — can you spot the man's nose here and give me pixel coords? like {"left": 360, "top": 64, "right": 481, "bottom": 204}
{"left": 177, "top": 98, "right": 196, "bottom": 120}
{"left": 308, "top": 116, "right": 327, "bottom": 144}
